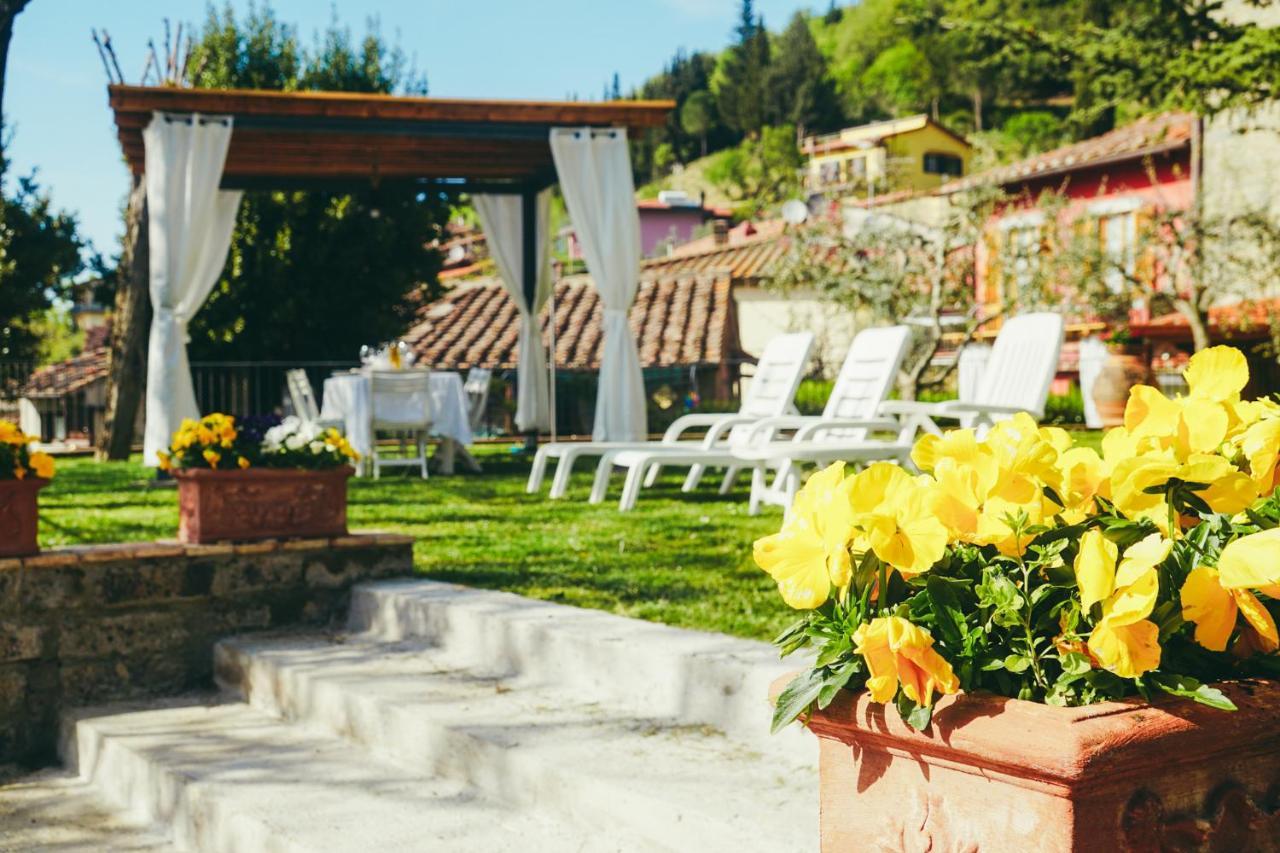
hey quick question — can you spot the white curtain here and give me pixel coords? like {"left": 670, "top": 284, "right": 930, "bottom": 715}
{"left": 549, "top": 127, "right": 645, "bottom": 441}
{"left": 141, "top": 111, "right": 243, "bottom": 465}
{"left": 472, "top": 190, "right": 552, "bottom": 432}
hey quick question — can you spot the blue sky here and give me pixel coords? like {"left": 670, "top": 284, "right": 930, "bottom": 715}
{"left": 6, "top": 0, "right": 817, "bottom": 260}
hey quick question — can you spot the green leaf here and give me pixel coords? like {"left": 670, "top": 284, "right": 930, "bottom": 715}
{"left": 1003, "top": 653, "right": 1032, "bottom": 674}
{"left": 895, "top": 691, "right": 934, "bottom": 731}
{"left": 816, "top": 660, "right": 861, "bottom": 710}
{"left": 1059, "top": 652, "right": 1092, "bottom": 677}
{"left": 773, "top": 617, "right": 811, "bottom": 657}
{"left": 771, "top": 668, "right": 826, "bottom": 733}
{"left": 926, "top": 575, "right": 967, "bottom": 648}
{"left": 815, "top": 634, "right": 852, "bottom": 668}
{"left": 1149, "top": 673, "right": 1238, "bottom": 712}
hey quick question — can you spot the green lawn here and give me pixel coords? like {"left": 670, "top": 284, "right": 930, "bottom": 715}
{"left": 39, "top": 431, "right": 1104, "bottom": 643}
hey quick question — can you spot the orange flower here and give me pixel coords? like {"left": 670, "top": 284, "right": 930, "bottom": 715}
{"left": 852, "top": 616, "right": 959, "bottom": 706}
{"left": 203, "top": 449, "right": 221, "bottom": 469}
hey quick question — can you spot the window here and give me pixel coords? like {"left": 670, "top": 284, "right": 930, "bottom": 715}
{"left": 923, "top": 152, "right": 963, "bottom": 176}
{"left": 1099, "top": 210, "right": 1138, "bottom": 293}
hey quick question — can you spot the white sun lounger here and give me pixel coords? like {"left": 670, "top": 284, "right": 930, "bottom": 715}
{"left": 588, "top": 325, "right": 913, "bottom": 512}
{"left": 525, "top": 331, "right": 815, "bottom": 498}
{"left": 878, "top": 312, "right": 1065, "bottom": 437}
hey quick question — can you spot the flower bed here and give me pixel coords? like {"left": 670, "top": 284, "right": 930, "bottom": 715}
{"left": 0, "top": 421, "right": 54, "bottom": 557}
{"left": 756, "top": 346, "right": 1280, "bottom": 848}
{"left": 161, "top": 414, "right": 359, "bottom": 544}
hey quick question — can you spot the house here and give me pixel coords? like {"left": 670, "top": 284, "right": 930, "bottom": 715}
{"left": 19, "top": 324, "right": 118, "bottom": 445}
{"left": 561, "top": 190, "right": 732, "bottom": 259}
{"left": 404, "top": 265, "right": 749, "bottom": 435}
{"left": 802, "top": 115, "right": 972, "bottom": 197}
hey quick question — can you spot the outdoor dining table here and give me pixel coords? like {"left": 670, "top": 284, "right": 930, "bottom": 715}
{"left": 318, "top": 369, "right": 480, "bottom": 475}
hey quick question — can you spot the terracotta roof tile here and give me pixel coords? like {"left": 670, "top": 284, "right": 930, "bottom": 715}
{"left": 405, "top": 272, "right": 743, "bottom": 371}
{"left": 23, "top": 346, "right": 109, "bottom": 397}
{"left": 944, "top": 112, "right": 1195, "bottom": 192}
{"left": 642, "top": 222, "right": 786, "bottom": 280}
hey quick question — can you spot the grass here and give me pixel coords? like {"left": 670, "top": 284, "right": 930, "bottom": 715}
{"left": 39, "top": 432, "right": 1105, "bottom": 643}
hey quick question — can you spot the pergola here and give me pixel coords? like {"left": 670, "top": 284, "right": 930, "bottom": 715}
{"left": 102, "top": 85, "right": 673, "bottom": 462}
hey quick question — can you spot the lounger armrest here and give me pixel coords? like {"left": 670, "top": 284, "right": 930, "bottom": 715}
{"left": 700, "top": 415, "right": 762, "bottom": 447}
{"left": 739, "top": 415, "right": 823, "bottom": 443}
{"left": 877, "top": 400, "right": 947, "bottom": 416}
{"left": 661, "top": 413, "right": 736, "bottom": 443}
{"left": 943, "top": 402, "right": 1038, "bottom": 417}
{"left": 794, "top": 418, "right": 902, "bottom": 441}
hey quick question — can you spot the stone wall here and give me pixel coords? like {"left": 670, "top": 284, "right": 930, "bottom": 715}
{"left": 0, "top": 533, "right": 412, "bottom": 766}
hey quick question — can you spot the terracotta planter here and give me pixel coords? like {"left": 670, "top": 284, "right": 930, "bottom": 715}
{"left": 0, "top": 477, "right": 47, "bottom": 557}
{"left": 783, "top": 678, "right": 1280, "bottom": 852}
{"left": 1092, "top": 350, "right": 1153, "bottom": 428}
{"left": 174, "top": 466, "right": 353, "bottom": 544}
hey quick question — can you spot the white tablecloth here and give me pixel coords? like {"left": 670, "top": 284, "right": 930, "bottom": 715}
{"left": 319, "top": 371, "right": 473, "bottom": 458}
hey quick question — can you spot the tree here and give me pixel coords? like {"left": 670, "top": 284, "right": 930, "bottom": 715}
{"left": 860, "top": 39, "right": 940, "bottom": 117}
{"left": 679, "top": 90, "right": 714, "bottom": 157}
{"left": 714, "top": 0, "right": 771, "bottom": 136}
{"left": 773, "top": 188, "right": 1004, "bottom": 399}
{"left": 0, "top": 0, "right": 31, "bottom": 168}
{"left": 765, "top": 13, "right": 841, "bottom": 135}
{"left": 704, "top": 124, "right": 803, "bottom": 216}
{"left": 0, "top": 169, "right": 84, "bottom": 364}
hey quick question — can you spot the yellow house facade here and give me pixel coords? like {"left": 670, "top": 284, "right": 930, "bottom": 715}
{"left": 802, "top": 115, "right": 972, "bottom": 195}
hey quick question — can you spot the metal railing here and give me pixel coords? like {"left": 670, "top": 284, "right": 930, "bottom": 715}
{"left": 190, "top": 360, "right": 359, "bottom": 419}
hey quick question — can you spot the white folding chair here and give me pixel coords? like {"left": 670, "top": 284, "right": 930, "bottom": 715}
{"left": 525, "top": 331, "right": 816, "bottom": 498}
{"left": 285, "top": 369, "right": 343, "bottom": 430}
{"left": 368, "top": 370, "right": 434, "bottom": 479}
{"left": 463, "top": 367, "right": 492, "bottom": 433}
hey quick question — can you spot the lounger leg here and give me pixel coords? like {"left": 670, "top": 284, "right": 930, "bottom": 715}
{"left": 749, "top": 467, "right": 764, "bottom": 516}
{"left": 419, "top": 433, "right": 429, "bottom": 479}
{"left": 619, "top": 461, "right": 646, "bottom": 512}
{"left": 527, "top": 446, "right": 551, "bottom": 493}
{"left": 782, "top": 468, "right": 800, "bottom": 521}
{"left": 589, "top": 455, "right": 613, "bottom": 504}
{"left": 642, "top": 463, "right": 663, "bottom": 487}
{"left": 718, "top": 465, "right": 740, "bottom": 495}
{"left": 550, "top": 448, "right": 580, "bottom": 499}
{"left": 682, "top": 464, "right": 706, "bottom": 492}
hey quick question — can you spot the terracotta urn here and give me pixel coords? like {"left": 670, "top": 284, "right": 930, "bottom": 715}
{"left": 174, "top": 466, "right": 354, "bottom": 544}
{"left": 0, "top": 477, "right": 48, "bottom": 557}
{"left": 779, "top": 677, "right": 1280, "bottom": 852}
{"left": 1093, "top": 349, "right": 1153, "bottom": 428}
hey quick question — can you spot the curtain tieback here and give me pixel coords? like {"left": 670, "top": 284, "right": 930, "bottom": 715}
{"left": 155, "top": 307, "right": 192, "bottom": 343}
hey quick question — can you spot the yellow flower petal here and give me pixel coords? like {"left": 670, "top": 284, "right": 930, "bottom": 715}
{"left": 1180, "top": 566, "right": 1237, "bottom": 652}
{"left": 1217, "top": 528, "right": 1280, "bottom": 591}
{"left": 1125, "top": 385, "right": 1181, "bottom": 438}
{"left": 1088, "top": 618, "right": 1161, "bottom": 678}
{"left": 1075, "top": 528, "right": 1118, "bottom": 610}
{"left": 1241, "top": 418, "right": 1280, "bottom": 494}
{"left": 753, "top": 527, "right": 831, "bottom": 609}
{"left": 1184, "top": 345, "right": 1248, "bottom": 403}
{"left": 1114, "top": 533, "right": 1171, "bottom": 588}
{"left": 1231, "top": 588, "right": 1279, "bottom": 653}
{"left": 1102, "top": 565, "right": 1159, "bottom": 627}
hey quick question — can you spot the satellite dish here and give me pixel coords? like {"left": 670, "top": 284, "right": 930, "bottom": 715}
{"left": 781, "top": 199, "right": 809, "bottom": 225}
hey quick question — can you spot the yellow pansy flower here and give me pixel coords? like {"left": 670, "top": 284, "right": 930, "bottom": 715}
{"left": 753, "top": 462, "right": 857, "bottom": 609}
{"left": 1057, "top": 446, "right": 1108, "bottom": 521}
{"left": 849, "top": 462, "right": 948, "bottom": 576}
{"left": 1073, "top": 531, "right": 1169, "bottom": 677}
{"left": 238, "top": 456, "right": 252, "bottom": 469}
{"left": 28, "top": 451, "right": 54, "bottom": 480}
{"left": 852, "top": 616, "right": 959, "bottom": 706}
{"left": 1181, "top": 528, "right": 1280, "bottom": 654}
{"left": 203, "top": 449, "right": 221, "bottom": 469}
{"left": 1241, "top": 417, "right": 1280, "bottom": 495}
{"left": 156, "top": 450, "right": 172, "bottom": 472}
{"left": 1183, "top": 345, "right": 1249, "bottom": 403}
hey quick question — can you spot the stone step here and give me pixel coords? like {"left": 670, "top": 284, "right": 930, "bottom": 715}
{"left": 0, "top": 768, "right": 176, "bottom": 851}
{"left": 216, "top": 633, "right": 816, "bottom": 853}
{"left": 60, "top": 697, "right": 609, "bottom": 853}
{"left": 345, "top": 580, "right": 813, "bottom": 760}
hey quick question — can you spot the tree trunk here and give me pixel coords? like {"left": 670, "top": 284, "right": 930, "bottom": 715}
{"left": 972, "top": 88, "right": 984, "bottom": 133}
{"left": 97, "top": 175, "right": 150, "bottom": 461}
{"left": 1176, "top": 298, "right": 1211, "bottom": 352}
{"left": 0, "top": 0, "right": 32, "bottom": 170}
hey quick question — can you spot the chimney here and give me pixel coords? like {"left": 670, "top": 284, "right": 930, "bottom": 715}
{"left": 713, "top": 219, "right": 729, "bottom": 246}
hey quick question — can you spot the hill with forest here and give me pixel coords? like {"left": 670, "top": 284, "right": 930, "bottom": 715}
{"left": 629, "top": 0, "right": 1280, "bottom": 214}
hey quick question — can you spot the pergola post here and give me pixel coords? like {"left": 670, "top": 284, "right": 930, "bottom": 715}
{"left": 520, "top": 187, "right": 539, "bottom": 452}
